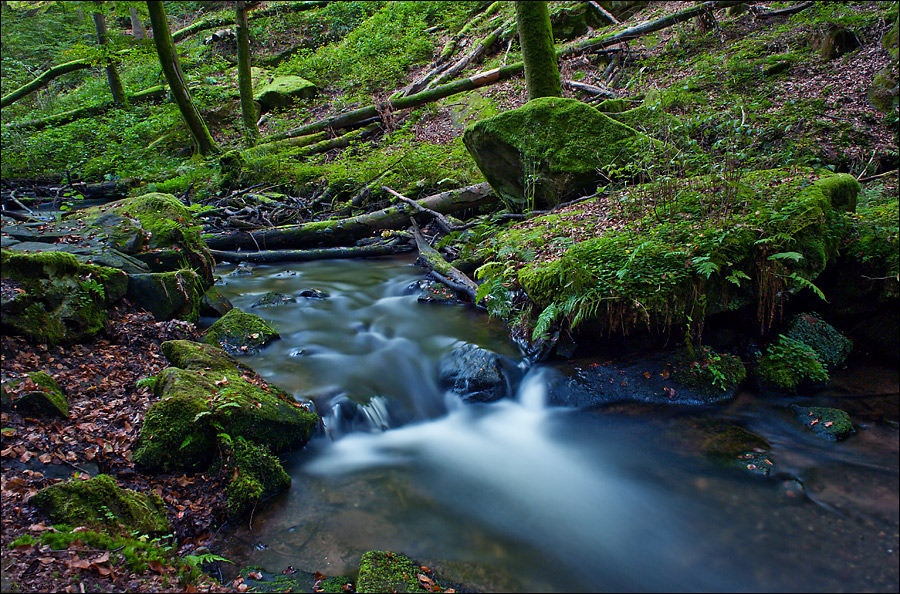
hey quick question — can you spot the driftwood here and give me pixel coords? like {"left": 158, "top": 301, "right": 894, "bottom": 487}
{"left": 208, "top": 240, "right": 413, "bottom": 263}
{"left": 171, "top": 0, "right": 328, "bottom": 43}
{"left": 410, "top": 218, "right": 479, "bottom": 304}
{"left": 205, "top": 182, "right": 496, "bottom": 251}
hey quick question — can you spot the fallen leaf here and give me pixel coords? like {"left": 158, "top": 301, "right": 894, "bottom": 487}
{"left": 660, "top": 369, "right": 670, "bottom": 379}
{"left": 824, "top": 421, "right": 834, "bottom": 427}
{"left": 147, "top": 560, "right": 165, "bottom": 573}
{"left": 38, "top": 453, "right": 52, "bottom": 464}
{"left": 642, "top": 371, "right": 651, "bottom": 379}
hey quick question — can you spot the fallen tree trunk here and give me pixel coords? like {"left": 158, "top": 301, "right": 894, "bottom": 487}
{"left": 410, "top": 218, "right": 479, "bottom": 303}
{"left": 426, "top": 20, "right": 513, "bottom": 91}
{"left": 1, "top": 59, "right": 93, "bottom": 109}
{"left": 171, "top": 0, "right": 328, "bottom": 43}
{"left": 204, "top": 183, "right": 496, "bottom": 251}
{"left": 208, "top": 240, "right": 412, "bottom": 263}
{"left": 562, "top": 79, "right": 617, "bottom": 98}
{"left": 754, "top": 1, "right": 815, "bottom": 19}
{"left": 4, "top": 86, "right": 167, "bottom": 132}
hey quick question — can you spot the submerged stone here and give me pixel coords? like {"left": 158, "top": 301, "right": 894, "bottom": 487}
{"left": 791, "top": 405, "right": 854, "bottom": 440}
{"left": 251, "top": 291, "right": 296, "bottom": 308}
{"left": 439, "top": 343, "right": 523, "bottom": 403}
{"left": 30, "top": 474, "right": 170, "bottom": 536}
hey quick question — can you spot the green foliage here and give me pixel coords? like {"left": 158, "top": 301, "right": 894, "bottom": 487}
{"left": 785, "top": 312, "right": 852, "bottom": 369}
{"left": 676, "top": 346, "right": 747, "bottom": 393}
{"left": 756, "top": 335, "right": 829, "bottom": 392}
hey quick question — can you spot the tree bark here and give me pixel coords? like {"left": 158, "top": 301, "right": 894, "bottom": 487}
{"left": 236, "top": 1, "right": 259, "bottom": 146}
{"left": 130, "top": 7, "right": 146, "bottom": 39}
{"left": 171, "top": 0, "right": 327, "bottom": 43}
{"left": 147, "top": 1, "right": 218, "bottom": 155}
{"left": 205, "top": 182, "right": 496, "bottom": 251}
{"left": 93, "top": 2, "right": 128, "bottom": 106}
{"left": 515, "top": 0, "right": 562, "bottom": 100}
{"left": 0, "top": 59, "right": 92, "bottom": 108}
{"left": 4, "top": 86, "right": 165, "bottom": 132}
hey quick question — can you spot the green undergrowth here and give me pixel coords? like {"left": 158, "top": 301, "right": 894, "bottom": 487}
{"left": 474, "top": 167, "right": 859, "bottom": 343}
{"left": 756, "top": 334, "right": 829, "bottom": 392}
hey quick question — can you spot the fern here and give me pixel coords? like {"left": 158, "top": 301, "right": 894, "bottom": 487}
{"left": 789, "top": 273, "right": 827, "bottom": 301}
{"left": 532, "top": 302, "right": 559, "bottom": 341}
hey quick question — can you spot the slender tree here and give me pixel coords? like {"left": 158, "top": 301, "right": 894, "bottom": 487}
{"left": 130, "top": 6, "right": 147, "bottom": 39}
{"left": 93, "top": 1, "right": 128, "bottom": 105}
{"left": 236, "top": 0, "right": 260, "bottom": 146}
{"left": 514, "top": 0, "right": 561, "bottom": 100}
{"left": 146, "top": 0, "right": 218, "bottom": 155}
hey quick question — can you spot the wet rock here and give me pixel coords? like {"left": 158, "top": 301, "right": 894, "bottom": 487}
{"left": 202, "top": 308, "right": 279, "bottom": 355}
{"left": 357, "top": 551, "right": 459, "bottom": 594}
{"left": 791, "top": 405, "right": 854, "bottom": 440}
{"left": 439, "top": 343, "right": 523, "bottom": 403}
{"left": 251, "top": 291, "right": 296, "bottom": 308}
{"left": 298, "top": 288, "right": 329, "bottom": 299}
{"left": 237, "top": 566, "right": 352, "bottom": 594}
{"left": 230, "top": 261, "right": 254, "bottom": 275}
{"left": 671, "top": 418, "right": 774, "bottom": 476}
{"left": 200, "top": 284, "right": 233, "bottom": 317}
{"left": 417, "top": 280, "right": 459, "bottom": 304}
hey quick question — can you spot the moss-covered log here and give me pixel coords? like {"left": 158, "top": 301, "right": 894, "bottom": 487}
{"left": 411, "top": 219, "right": 479, "bottom": 303}
{"left": 209, "top": 240, "right": 413, "bottom": 263}
{"left": 170, "top": 0, "right": 328, "bottom": 43}
{"left": 205, "top": 183, "right": 495, "bottom": 251}
{"left": 0, "top": 59, "right": 92, "bottom": 109}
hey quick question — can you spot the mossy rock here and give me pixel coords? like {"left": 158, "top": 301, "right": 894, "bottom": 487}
{"left": 674, "top": 418, "right": 774, "bottom": 476}
{"left": 755, "top": 335, "right": 829, "bottom": 393}
{"left": 12, "top": 371, "right": 68, "bottom": 418}
{"left": 791, "top": 405, "right": 854, "bottom": 440}
{"left": 238, "top": 566, "right": 353, "bottom": 593}
{"left": 463, "top": 97, "right": 642, "bottom": 211}
{"left": 69, "top": 193, "right": 215, "bottom": 282}
{"left": 126, "top": 269, "right": 204, "bottom": 322}
{"left": 357, "top": 551, "right": 453, "bottom": 594}
{"left": 254, "top": 75, "right": 318, "bottom": 112}
{"left": 133, "top": 340, "right": 319, "bottom": 472}
{"left": 200, "top": 284, "right": 234, "bottom": 317}
{"left": 29, "top": 474, "right": 171, "bottom": 536}
{"left": 672, "top": 346, "right": 747, "bottom": 396}
{"left": 202, "top": 308, "right": 280, "bottom": 355}
{"left": 1, "top": 249, "right": 127, "bottom": 344}
{"left": 222, "top": 436, "right": 291, "bottom": 517}
{"left": 784, "top": 312, "right": 852, "bottom": 369}
{"left": 251, "top": 291, "right": 296, "bottom": 308}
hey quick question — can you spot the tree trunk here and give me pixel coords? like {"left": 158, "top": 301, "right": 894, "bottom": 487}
{"left": 93, "top": 2, "right": 128, "bottom": 106}
{"left": 0, "top": 59, "right": 92, "bottom": 108}
{"left": 4, "top": 86, "right": 165, "bottom": 132}
{"left": 204, "top": 183, "right": 496, "bottom": 251}
{"left": 130, "top": 7, "right": 146, "bottom": 39}
{"left": 209, "top": 240, "right": 413, "bottom": 263}
{"left": 146, "top": 1, "right": 218, "bottom": 155}
{"left": 236, "top": 1, "right": 259, "bottom": 146}
{"left": 515, "top": 0, "right": 562, "bottom": 100}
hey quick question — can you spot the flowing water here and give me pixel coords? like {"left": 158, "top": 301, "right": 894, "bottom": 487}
{"left": 212, "top": 256, "right": 899, "bottom": 593}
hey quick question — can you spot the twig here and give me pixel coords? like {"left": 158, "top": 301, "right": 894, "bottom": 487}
{"left": 857, "top": 168, "right": 898, "bottom": 183}
{"left": 588, "top": 0, "right": 620, "bottom": 24}
{"left": 855, "top": 149, "right": 877, "bottom": 180}
{"left": 383, "top": 185, "right": 456, "bottom": 235}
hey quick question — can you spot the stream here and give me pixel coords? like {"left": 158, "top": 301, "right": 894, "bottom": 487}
{"left": 210, "top": 256, "right": 899, "bottom": 593}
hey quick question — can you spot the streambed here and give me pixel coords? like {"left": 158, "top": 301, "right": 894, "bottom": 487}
{"left": 211, "top": 256, "right": 898, "bottom": 593}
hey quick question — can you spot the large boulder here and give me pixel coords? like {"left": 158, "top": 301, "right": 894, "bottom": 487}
{"left": 30, "top": 474, "right": 170, "bottom": 536}
{"left": 126, "top": 269, "right": 204, "bottom": 322}
{"left": 439, "top": 343, "right": 523, "bottom": 403}
{"left": 463, "top": 97, "right": 641, "bottom": 211}
{"left": 133, "top": 340, "right": 318, "bottom": 472}
{"left": 1, "top": 249, "right": 127, "bottom": 344}
{"left": 254, "top": 75, "right": 318, "bottom": 112}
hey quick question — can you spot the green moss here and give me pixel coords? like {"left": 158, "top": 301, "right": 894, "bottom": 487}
{"left": 134, "top": 340, "right": 319, "bottom": 472}
{"left": 674, "top": 346, "right": 747, "bottom": 394}
{"left": 785, "top": 312, "right": 852, "bottom": 369}
{"left": 30, "top": 475, "right": 171, "bottom": 536}
{"left": 222, "top": 436, "right": 291, "bottom": 517}
{"left": 13, "top": 371, "right": 68, "bottom": 418}
{"left": 756, "top": 335, "right": 829, "bottom": 392}
{"left": 357, "top": 551, "right": 432, "bottom": 594}
{"left": 791, "top": 405, "right": 854, "bottom": 440}
{"left": 202, "top": 308, "right": 280, "bottom": 355}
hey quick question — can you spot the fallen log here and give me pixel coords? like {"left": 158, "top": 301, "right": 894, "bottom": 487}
{"left": 171, "top": 0, "right": 328, "bottom": 43}
{"left": 1, "top": 59, "right": 93, "bottom": 109}
{"left": 208, "top": 240, "right": 412, "bottom": 263}
{"left": 754, "top": 1, "right": 815, "bottom": 19}
{"left": 5, "top": 86, "right": 167, "bottom": 132}
{"left": 410, "top": 218, "right": 479, "bottom": 304}
{"left": 562, "top": 79, "right": 617, "bottom": 98}
{"left": 381, "top": 185, "right": 459, "bottom": 235}
{"left": 204, "top": 182, "right": 496, "bottom": 251}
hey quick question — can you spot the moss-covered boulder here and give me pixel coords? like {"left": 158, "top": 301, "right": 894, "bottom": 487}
{"left": 30, "top": 474, "right": 171, "bottom": 536}
{"left": 784, "top": 312, "right": 852, "bottom": 369}
{"left": 463, "top": 97, "right": 641, "bottom": 211}
{"left": 673, "top": 418, "right": 774, "bottom": 476}
{"left": 791, "top": 405, "right": 854, "bottom": 440}
{"left": 202, "top": 308, "right": 280, "bottom": 355}
{"left": 867, "top": 19, "right": 898, "bottom": 112}
{"left": 1, "top": 249, "right": 127, "bottom": 344}
{"left": 672, "top": 346, "right": 747, "bottom": 396}
{"left": 11, "top": 371, "right": 68, "bottom": 418}
{"left": 220, "top": 435, "right": 291, "bottom": 517}
{"left": 251, "top": 291, "right": 296, "bottom": 308}
{"left": 755, "top": 335, "right": 829, "bottom": 393}
{"left": 66, "top": 193, "right": 215, "bottom": 282}
{"left": 133, "top": 340, "right": 319, "bottom": 472}
{"left": 254, "top": 75, "right": 318, "bottom": 112}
